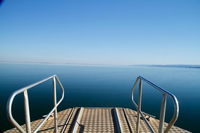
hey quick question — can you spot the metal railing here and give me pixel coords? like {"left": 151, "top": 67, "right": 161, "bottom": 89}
{"left": 131, "top": 76, "right": 179, "bottom": 133}
{"left": 7, "top": 75, "right": 65, "bottom": 133}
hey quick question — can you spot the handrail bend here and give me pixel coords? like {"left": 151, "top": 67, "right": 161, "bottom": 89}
{"left": 7, "top": 75, "right": 65, "bottom": 133}
{"left": 131, "top": 76, "right": 179, "bottom": 133}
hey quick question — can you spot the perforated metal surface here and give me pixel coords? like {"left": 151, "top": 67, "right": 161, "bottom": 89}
{"left": 78, "top": 108, "right": 115, "bottom": 133}
{"left": 123, "top": 108, "right": 190, "bottom": 133}
{"left": 4, "top": 108, "right": 76, "bottom": 133}
{"left": 4, "top": 107, "right": 190, "bottom": 133}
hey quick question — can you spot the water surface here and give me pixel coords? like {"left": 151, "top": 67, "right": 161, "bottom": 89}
{"left": 0, "top": 64, "right": 199, "bottom": 132}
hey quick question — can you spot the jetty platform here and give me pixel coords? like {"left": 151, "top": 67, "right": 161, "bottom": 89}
{"left": 5, "top": 107, "right": 190, "bottom": 133}
{"left": 5, "top": 75, "right": 191, "bottom": 133}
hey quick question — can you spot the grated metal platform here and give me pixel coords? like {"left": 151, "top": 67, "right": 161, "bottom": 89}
{"left": 4, "top": 107, "right": 190, "bottom": 133}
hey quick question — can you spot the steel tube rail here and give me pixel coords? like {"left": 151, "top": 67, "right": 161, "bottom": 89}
{"left": 53, "top": 77, "right": 58, "bottom": 133}
{"left": 139, "top": 110, "right": 155, "bottom": 132}
{"left": 33, "top": 76, "right": 65, "bottom": 133}
{"left": 132, "top": 78, "right": 155, "bottom": 133}
{"left": 136, "top": 80, "right": 142, "bottom": 133}
{"left": 24, "top": 90, "right": 31, "bottom": 133}
{"left": 158, "top": 94, "right": 167, "bottom": 133}
{"left": 7, "top": 75, "right": 65, "bottom": 133}
{"left": 131, "top": 76, "right": 179, "bottom": 133}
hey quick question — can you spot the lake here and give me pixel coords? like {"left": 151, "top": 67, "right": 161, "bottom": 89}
{"left": 0, "top": 64, "right": 199, "bottom": 132}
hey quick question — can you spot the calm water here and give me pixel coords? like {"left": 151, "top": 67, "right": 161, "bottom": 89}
{"left": 0, "top": 64, "right": 199, "bottom": 132}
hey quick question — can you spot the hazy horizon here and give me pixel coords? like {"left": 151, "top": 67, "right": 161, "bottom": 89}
{"left": 1, "top": 60, "right": 200, "bottom": 66}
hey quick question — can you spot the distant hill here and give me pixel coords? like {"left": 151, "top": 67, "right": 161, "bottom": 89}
{"left": 132, "top": 65, "right": 200, "bottom": 69}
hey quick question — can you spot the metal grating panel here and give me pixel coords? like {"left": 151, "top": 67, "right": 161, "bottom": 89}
{"left": 4, "top": 107, "right": 190, "bottom": 133}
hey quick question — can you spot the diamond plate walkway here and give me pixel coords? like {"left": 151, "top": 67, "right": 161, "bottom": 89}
{"left": 5, "top": 107, "right": 190, "bottom": 133}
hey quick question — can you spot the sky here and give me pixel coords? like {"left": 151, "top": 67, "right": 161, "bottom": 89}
{"left": 0, "top": 0, "right": 200, "bottom": 65}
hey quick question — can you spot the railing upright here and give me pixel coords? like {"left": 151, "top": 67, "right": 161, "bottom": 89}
{"left": 53, "top": 76, "right": 58, "bottom": 133}
{"left": 24, "top": 89, "right": 31, "bottom": 133}
{"left": 158, "top": 94, "right": 167, "bottom": 133}
{"left": 7, "top": 75, "right": 65, "bottom": 133}
{"left": 132, "top": 76, "right": 179, "bottom": 133}
{"left": 136, "top": 79, "right": 142, "bottom": 133}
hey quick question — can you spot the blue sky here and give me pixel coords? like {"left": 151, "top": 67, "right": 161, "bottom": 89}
{"left": 0, "top": 0, "right": 200, "bottom": 65}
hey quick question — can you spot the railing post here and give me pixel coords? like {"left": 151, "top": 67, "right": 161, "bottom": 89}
{"left": 136, "top": 79, "right": 142, "bottom": 133}
{"left": 53, "top": 76, "right": 58, "bottom": 133}
{"left": 24, "top": 89, "right": 31, "bottom": 133}
{"left": 159, "top": 94, "right": 167, "bottom": 133}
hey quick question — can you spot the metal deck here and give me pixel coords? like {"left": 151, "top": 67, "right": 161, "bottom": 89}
{"left": 5, "top": 107, "right": 190, "bottom": 133}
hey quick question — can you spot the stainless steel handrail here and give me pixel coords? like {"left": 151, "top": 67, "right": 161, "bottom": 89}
{"left": 7, "top": 75, "right": 65, "bottom": 133}
{"left": 131, "top": 76, "right": 179, "bottom": 133}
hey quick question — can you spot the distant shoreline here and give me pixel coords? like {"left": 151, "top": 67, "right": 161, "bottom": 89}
{"left": 1, "top": 62, "right": 200, "bottom": 69}
{"left": 132, "top": 65, "right": 200, "bottom": 69}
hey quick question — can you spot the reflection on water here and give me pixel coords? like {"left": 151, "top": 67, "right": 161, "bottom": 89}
{"left": 0, "top": 64, "right": 199, "bottom": 132}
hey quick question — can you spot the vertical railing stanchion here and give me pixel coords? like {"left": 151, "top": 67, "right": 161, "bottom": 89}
{"left": 158, "top": 94, "right": 167, "bottom": 133}
{"left": 131, "top": 76, "right": 179, "bottom": 133}
{"left": 7, "top": 75, "right": 65, "bottom": 133}
{"left": 136, "top": 79, "right": 142, "bottom": 133}
{"left": 53, "top": 76, "right": 58, "bottom": 133}
{"left": 24, "top": 89, "right": 31, "bottom": 133}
